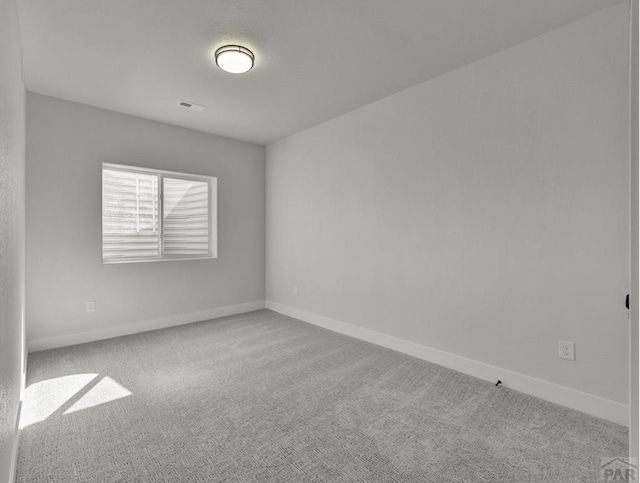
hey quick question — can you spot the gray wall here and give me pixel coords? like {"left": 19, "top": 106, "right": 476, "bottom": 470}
{"left": 0, "top": 0, "right": 25, "bottom": 479}
{"left": 26, "top": 93, "right": 265, "bottom": 343}
{"left": 630, "top": 0, "right": 639, "bottom": 459}
{"left": 266, "top": 4, "right": 630, "bottom": 404}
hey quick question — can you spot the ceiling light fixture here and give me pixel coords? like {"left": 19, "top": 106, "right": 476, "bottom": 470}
{"left": 214, "top": 45, "right": 255, "bottom": 74}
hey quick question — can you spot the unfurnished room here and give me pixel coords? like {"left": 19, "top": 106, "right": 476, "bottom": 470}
{"left": 0, "top": 0, "right": 639, "bottom": 482}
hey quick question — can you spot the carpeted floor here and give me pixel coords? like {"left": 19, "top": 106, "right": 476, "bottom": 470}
{"left": 17, "top": 309, "right": 627, "bottom": 482}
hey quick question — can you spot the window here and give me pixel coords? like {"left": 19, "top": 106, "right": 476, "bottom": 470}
{"left": 102, "top": 163, "right": 216, "bottom": 263}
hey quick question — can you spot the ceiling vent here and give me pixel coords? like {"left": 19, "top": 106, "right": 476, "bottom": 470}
{"left": 178, "top": 100, "right": 206, "bottom": 112}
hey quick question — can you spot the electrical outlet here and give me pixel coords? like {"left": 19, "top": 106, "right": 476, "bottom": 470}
{"left": 86, "top": 300, "right": 96, "bottom": 313}
{"left": 558, "top": 340, "right": 575, "bottom": 361}
{"left": 293, "top": 285, "right": 299, "bottom": 296}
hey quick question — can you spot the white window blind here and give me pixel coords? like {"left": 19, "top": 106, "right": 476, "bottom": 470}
{"left": 163, "top": 177, "right": 209, "bottom": 255}
{"left": 102, "top": 164, "right": 216, "bottom": 263}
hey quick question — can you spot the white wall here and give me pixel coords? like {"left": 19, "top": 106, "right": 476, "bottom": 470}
{"left": 630, "top": 0, "right": 639, "bottom": 458}
{"left": 267, "top": 4, "right": 630, "bottom": 407}
{"left": 26, "top": 93, "right": 265, "bottom": 345}
{"left": 0, "top": 0, "right": 26, "bottom": 479}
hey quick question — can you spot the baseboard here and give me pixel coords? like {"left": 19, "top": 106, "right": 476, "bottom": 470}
{"left": 8, "top": 400, "right": 21, "bottom": 483}
{"left": 266, "top": 301, "right": 629, "bottom": 427}
{"left": 28, "top": 301, "right": 266, "bottom": 353}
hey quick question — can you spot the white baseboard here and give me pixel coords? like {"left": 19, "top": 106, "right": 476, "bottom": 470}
{"left": 266, "top": 301, "right": 629, "bottom": 427}
{"left": 28, "top": 301, "right": 266, "bottom": 353}
{"left": 8, "top": 400, "right": 21, "bottom": 483}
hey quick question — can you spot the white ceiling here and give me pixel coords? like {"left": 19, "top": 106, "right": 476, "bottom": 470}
{"left": 18, "top": 0, "right": 624, "bottom": 145}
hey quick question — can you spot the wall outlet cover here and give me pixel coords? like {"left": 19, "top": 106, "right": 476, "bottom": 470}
{"left": 558, "top": 340, "right": 575, "bottom": 361}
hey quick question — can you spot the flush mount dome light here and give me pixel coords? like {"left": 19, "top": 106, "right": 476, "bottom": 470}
{"left": 214, "top": 45, "right": 254, "bottom": 74}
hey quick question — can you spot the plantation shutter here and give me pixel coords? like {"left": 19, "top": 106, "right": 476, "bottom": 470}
{"left": 102, "top": 169, "right": 160, "bottom": 261}
{"left": 162, "top": 177, "right": 210, "bottom": 255}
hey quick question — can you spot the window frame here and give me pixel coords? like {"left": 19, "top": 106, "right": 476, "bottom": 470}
{"left": 102, "top": 162, "right": 217, "bottom": 264}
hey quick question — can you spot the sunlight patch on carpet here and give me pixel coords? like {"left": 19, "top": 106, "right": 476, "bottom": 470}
{"left": 64, "top": 376, "right": 132, "bottom": 415}
{"left": 21, "top": 373, "right": 132, "bottom": 428}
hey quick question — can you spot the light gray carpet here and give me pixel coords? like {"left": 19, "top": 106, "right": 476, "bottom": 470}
{"left": 17, "top": 309, "right": 627, "bottom": 482}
